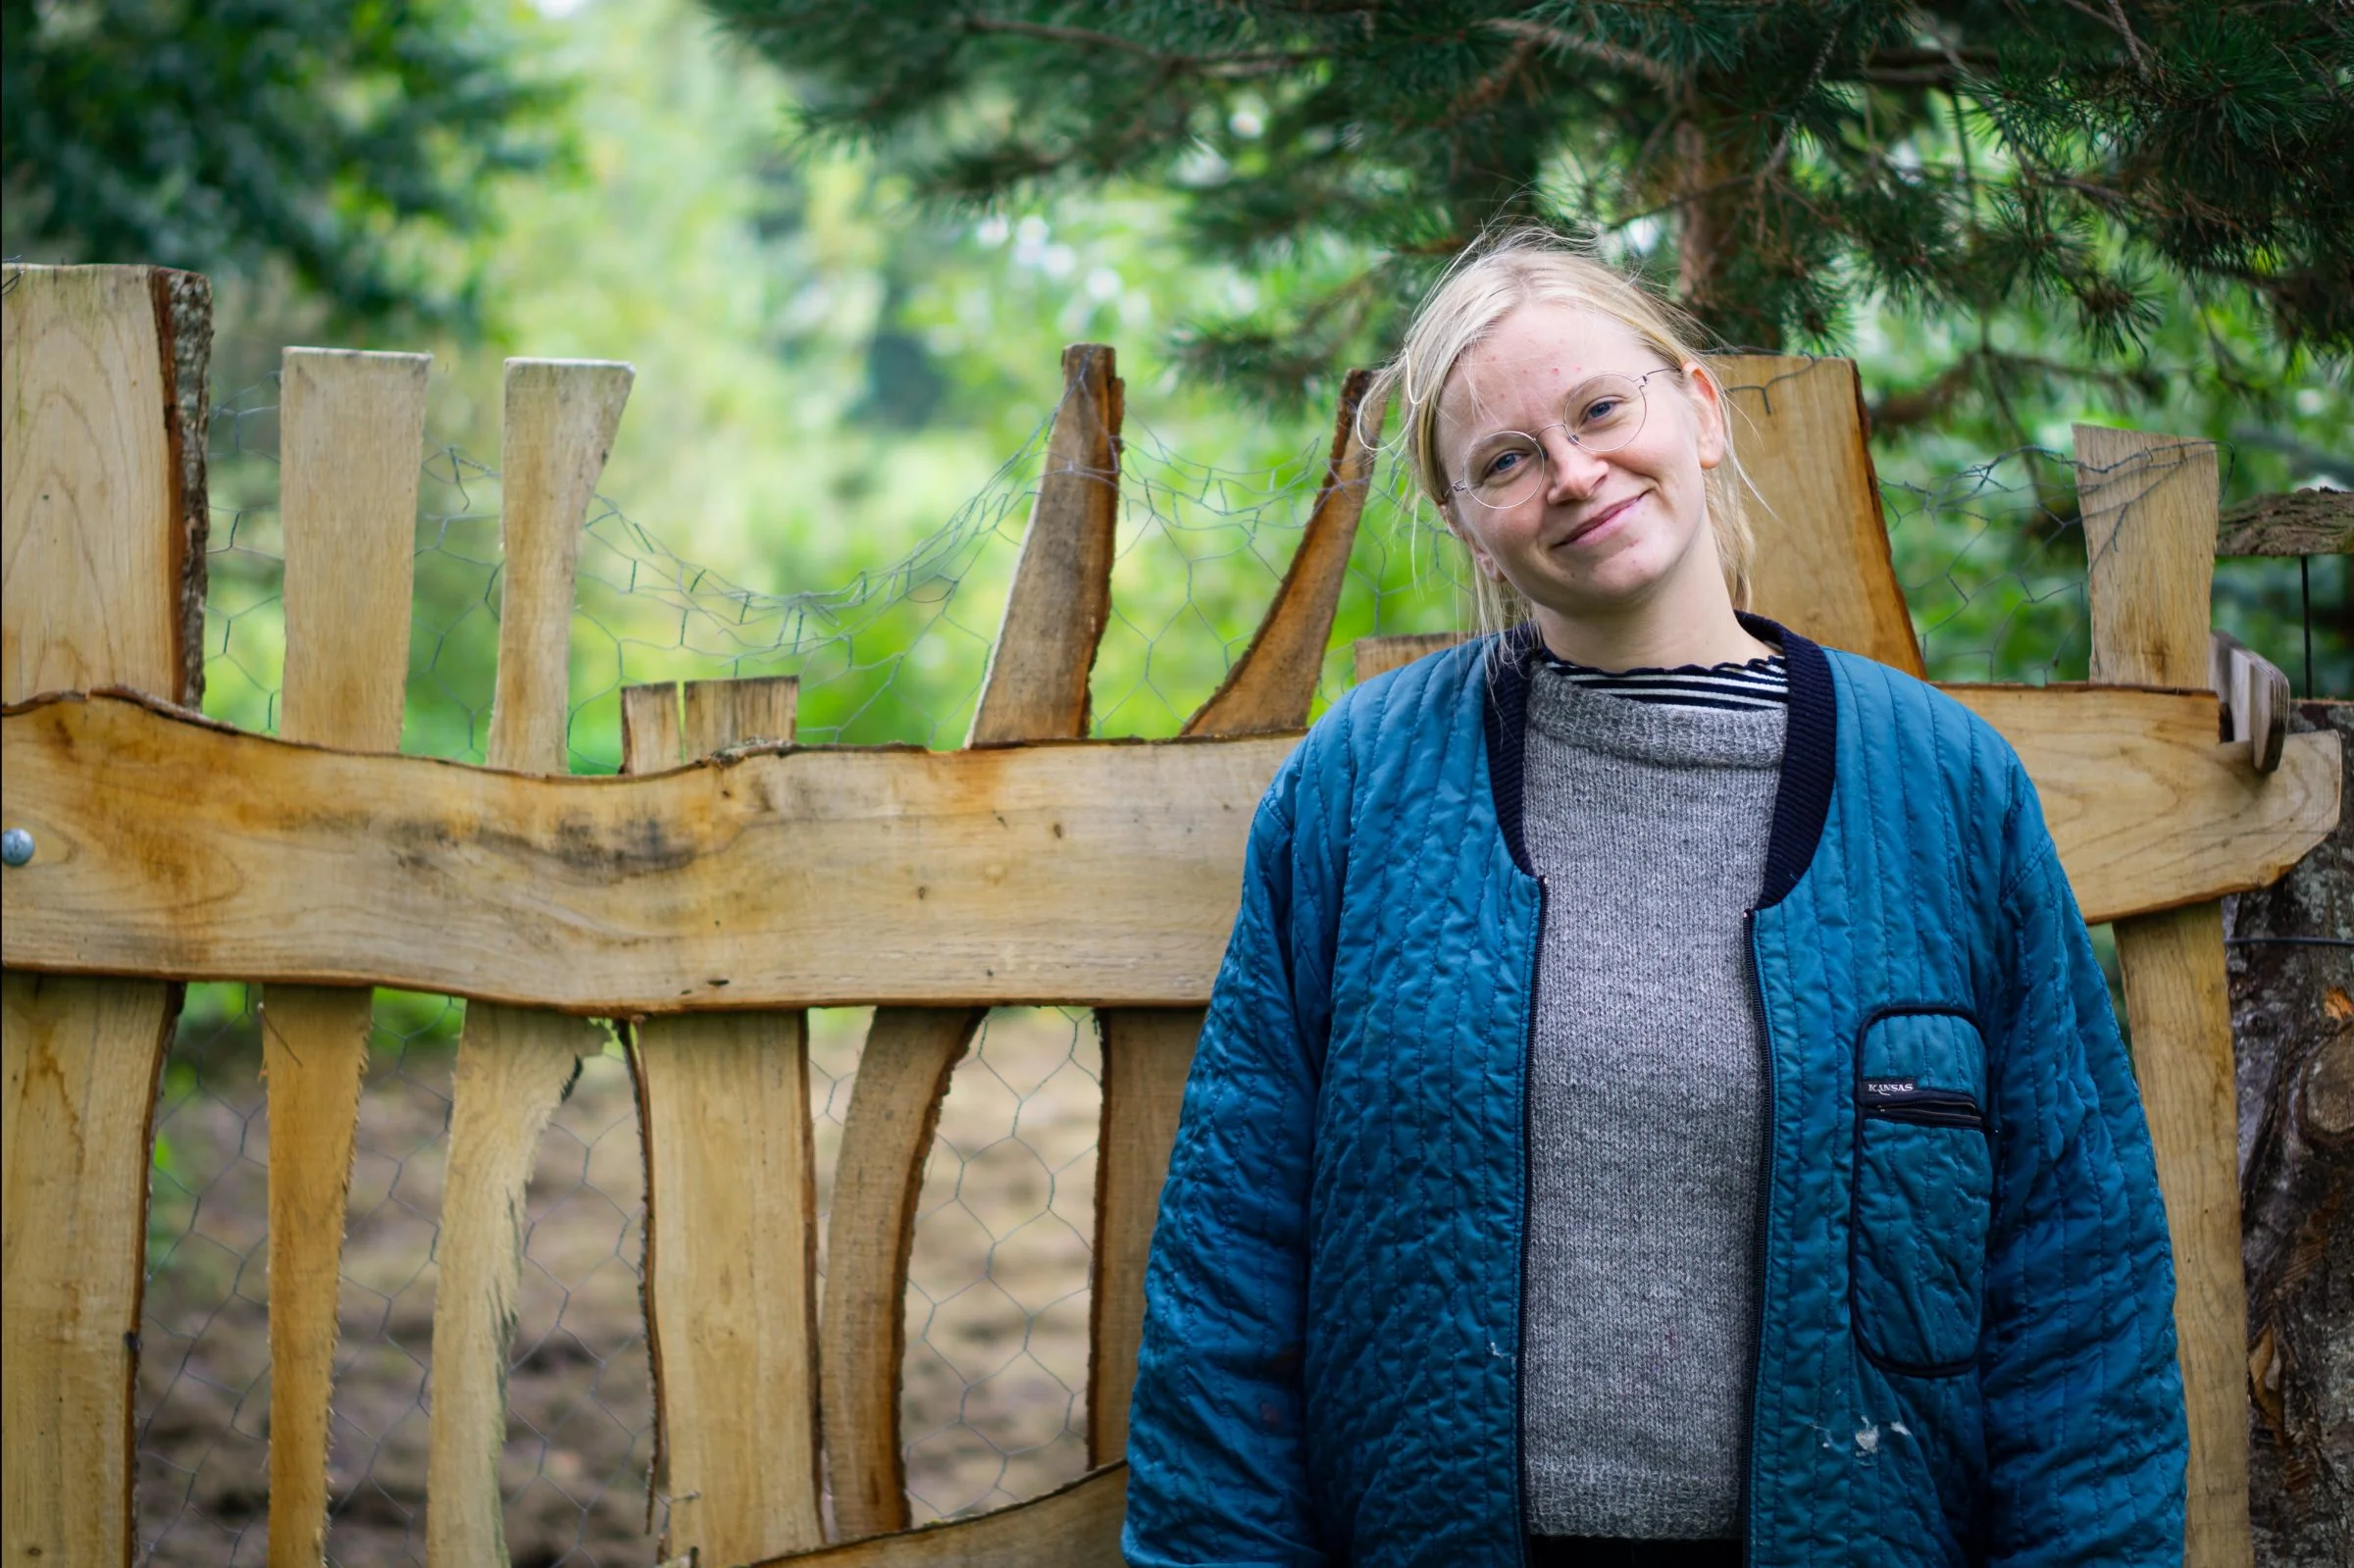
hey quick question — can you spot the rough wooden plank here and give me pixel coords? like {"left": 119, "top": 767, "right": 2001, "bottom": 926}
{"left": 1353, "top": 632, "right": 1469, "bottom": 685}
{"left": 968, "top": 343, "right": 1120, "bottom": 746}
{"left": 822, "top": 1006, "right": 984, "bottom": 1539}
{"left": 2075, "top": 422, "right": 2251, "bottom": 1568}
{"left": 264, "top": 343, "right": 432, "bottom": 1568}
{"left": 619, "top": 681, "right": 682, "bottom": 778}
{"left": 1088, "top": 1009, "right": 1199, "bottom": 1466}
{"left": 750, "top": 1462, "right": 1125, "bottom": 1567}
{"left": 2117, "top": 902, "right": 2254, "bottom": 1568}
{"left": 2211, "top": 632, "right": 2290, "bottom": 774}
{"left": 630, "top": 678, "right": 822, "bottom": 1563}
{"left": 2077, "top": 425, "right": 2222, "bottom": 690}
{"left": 2216, "top": 487, "right": 2351, "bottom": 558}
{"left": 1945, "top": 685, "right": 2340, "bottom": 925}
{"left": 832, "top": 351, "right": 1126, "bottom": 1535}
{"left": 1184, "top": 370, "right": 1380, "bottom": 736}
{"left": 0, "top": 974, "right": 175, "bottom": 1564}
{"left": 4, "top": 266, "right": 187, "bottom": 702}
{"left": 429, "top": 357, "right": 631, "bottom": 1567}
{"left": 7, "top": 687, "right": 2337, "bottom": 1001}
{"left": 486, "top": 358, "right": 633, "bottom": 775}
{"left": 0, "top": 694, "right": 1291, "bottom": 1009}
{"left": 276, "top": 347, "right": 431, "bottom": 748}
{"left": 2, "top": 262, "right": 204, "bottom": 1566}
{"left": 1713, "top": 355, "right": 1924, "bottom": 676}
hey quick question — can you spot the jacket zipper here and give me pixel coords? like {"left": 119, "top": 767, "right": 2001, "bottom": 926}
{"left": 1860, "top": 1087, "right": 1984, "bottom": 1132}
{"left": 1740, "top": 908, "right": 1774, "bottom": 1568}
{"left": 1512, "top": 875, "right": 1547, "bottom": 1567}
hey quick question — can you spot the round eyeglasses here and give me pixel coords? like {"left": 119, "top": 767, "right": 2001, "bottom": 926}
{"left": 1448, "top": 368, "right": 1674, "bottom": 511}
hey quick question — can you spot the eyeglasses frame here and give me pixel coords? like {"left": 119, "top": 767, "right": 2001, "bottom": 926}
{"left": 1445, "top": 365, "right": 1682, "bottom": 512}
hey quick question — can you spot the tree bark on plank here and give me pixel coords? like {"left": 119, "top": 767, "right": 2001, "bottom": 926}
{"left": 2228, "top": 700, "right": 2354, "bottom": 1567}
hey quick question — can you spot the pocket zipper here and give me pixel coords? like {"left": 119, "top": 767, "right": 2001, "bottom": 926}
{"left": 1858, "top": 1081, "right": 1985, "bottom": 1132}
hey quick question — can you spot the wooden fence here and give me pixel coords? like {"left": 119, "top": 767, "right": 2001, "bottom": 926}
{"left": 2, "top": 264, "right": 2341, "bottom": 1567}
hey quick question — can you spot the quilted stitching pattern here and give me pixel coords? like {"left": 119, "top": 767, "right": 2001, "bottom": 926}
{"left": 1121, "top": 639, "right": 2183, "bottom": 1567}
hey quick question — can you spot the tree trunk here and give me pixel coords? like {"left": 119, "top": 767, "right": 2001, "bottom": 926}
{"left": 2226, "top": 699, "right": 2353, "bottom": 1566}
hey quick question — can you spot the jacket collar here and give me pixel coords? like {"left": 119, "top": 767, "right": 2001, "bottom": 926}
{"left": 1481, "top": 611, "right": 1836, "bottom": 910}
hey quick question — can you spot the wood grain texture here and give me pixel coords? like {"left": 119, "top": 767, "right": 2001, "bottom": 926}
{"left": 2077, "top": 424, "right": 2222, "bottom": 689}
{"left": 265, "top": 342, "right": 434, "bottom": 1568}
{"left": 2075, "top": 422, "right": 2251, "bottom": 1568}
{"left": 968, "top": 343, "right": 1119, "bottom": 746}
{"left": 1, "top": 973, "right": 174, "bottom": 1567}
{"left": 2210, "top": 632, "right": 2289, "bottom": 774}
{"left": 7, "top": 687, "right": 2337, "bottom": 997}
{"left": 487, "top": 358, "right": 633, "bottom": 775}
{"left": 1353, "top": 632, "right": 1469, "bottom": 685}
{"left": 2117, "top": 901, "right": 2253, "bottom": 1568}
{"left": 838, "top": 360, "right": 1121, "bottom": 1538}
{"left": 1184, "top": 370, "right": 1380, "bottom": 736}
{"left": 821, "top": 1005, "right": 984, "bottom": 1539}
{"left": 4, "top": 265, "right": 184, "bottom": 702}
{"left": 429, "top": 358, "right": 629, "bottom": 1567}
{"left": 1713, "top": 355, "right": 1924, "bottom": 676}
{"left": 0, "top": 694, "right": 1289, "bottom": 1009}
{"left": 423, "top": 1001, "right": 604, "bottom": 1564}
{"left": 629, "top": 678, "right": 823, "bottom": 1563}
{"left": 1087, "top": 1009, "right": 1200, "bottom": 1466}
{"left": 2, "top": 262, "right": 201, "bottom": 1565}
{"left": 750, "top": 1462, "right": 1125, "bottom": 1567}
{"left": 277, "top": 347, "right": 430, "bottom": 748}
{"left": 1944, "top": 685, "right": 2339, "bottom": 925}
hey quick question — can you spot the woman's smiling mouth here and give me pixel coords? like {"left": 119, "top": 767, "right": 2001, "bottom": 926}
{"left": 1553, "top": 491, "right": 1643, "bottom": 549}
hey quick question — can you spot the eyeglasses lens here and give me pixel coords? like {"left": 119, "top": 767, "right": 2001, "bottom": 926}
{"left": 1466, "top": 373, "right": 1650, "bottom": 509}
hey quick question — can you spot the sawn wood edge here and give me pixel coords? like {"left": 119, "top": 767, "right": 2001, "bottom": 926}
{"left": 2, "top": 685, "right": 2338, "bottom": 1010}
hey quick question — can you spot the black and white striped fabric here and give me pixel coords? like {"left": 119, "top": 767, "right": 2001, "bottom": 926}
{"left": 1537, "top": 649, "right": 1789, "bottom": 712}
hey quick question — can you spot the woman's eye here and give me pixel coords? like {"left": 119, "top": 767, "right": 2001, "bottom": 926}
{"left": 1482, "top": 449, "right": 1526, "bottom": 481}
{"left": 1581, "top": 396, "right": 1623, "bottom": 425}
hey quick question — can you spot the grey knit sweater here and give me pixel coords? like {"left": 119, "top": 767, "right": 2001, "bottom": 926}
{"left": 1518, "top": 663, "right": 1786, "bottom": 1540}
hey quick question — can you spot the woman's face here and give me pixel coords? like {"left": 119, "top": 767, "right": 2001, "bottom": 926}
{"left": 1435, "top": 301, "right": 1727, "bottom": 627}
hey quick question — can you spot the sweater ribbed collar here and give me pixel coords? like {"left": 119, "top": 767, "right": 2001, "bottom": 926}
{"left": 1483, "top": 612, "right": 1838, "bottom": 910}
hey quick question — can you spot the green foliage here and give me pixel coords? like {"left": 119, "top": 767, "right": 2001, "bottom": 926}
{"left": 1, "top": 0, "right": 570, "bottom": 329}
{"left": 709, "top": 0, "right": 2353, "bottom": 418}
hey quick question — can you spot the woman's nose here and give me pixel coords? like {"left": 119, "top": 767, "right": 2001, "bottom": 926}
{"left": 1541, "top": 430, "right": 1609, "bottom": 502}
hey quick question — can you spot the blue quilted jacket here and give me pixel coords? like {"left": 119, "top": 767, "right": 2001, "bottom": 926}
{"left": 1123, "top": 620, "right": 2185, "bottom": 1567}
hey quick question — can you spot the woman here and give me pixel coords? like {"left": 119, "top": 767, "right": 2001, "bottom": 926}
{"left": 1120, "top": 229, "right": 2185, "bottom": 1567}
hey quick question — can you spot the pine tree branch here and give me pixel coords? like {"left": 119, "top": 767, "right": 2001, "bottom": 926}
{"left": 1482, "top": 18, "right": 1678, "bottom": 90}
{"left": 956, "top": 16, "right": 1315, "bottom": 77}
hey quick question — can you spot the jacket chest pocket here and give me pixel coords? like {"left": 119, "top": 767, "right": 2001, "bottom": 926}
{"left": 1850, "top": 1007, "right": 1992, "bottom": 1376}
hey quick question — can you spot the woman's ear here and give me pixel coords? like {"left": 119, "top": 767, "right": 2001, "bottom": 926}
{"left": 1684, "top": 359, "right": 1728, "bottom": 471}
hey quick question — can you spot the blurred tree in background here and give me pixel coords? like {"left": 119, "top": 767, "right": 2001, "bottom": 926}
{"left": 1, "top": 0, "right": 569, "bottom": 329}
{"left": 715, "top": 2, "right": 2351, "bottom": 428}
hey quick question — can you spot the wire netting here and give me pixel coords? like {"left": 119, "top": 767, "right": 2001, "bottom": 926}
{"left": 131, "top": 362, "right": 2345, "bottom": 1563}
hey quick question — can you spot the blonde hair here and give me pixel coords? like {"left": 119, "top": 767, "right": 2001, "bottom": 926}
{"left": 1365, "top": 227, "right": 1756, "bottom": 633}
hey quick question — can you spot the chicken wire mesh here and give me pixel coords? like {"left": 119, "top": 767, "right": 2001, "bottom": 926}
{"left": 130, "top": 361, "right": 2342, "bottom": 1563}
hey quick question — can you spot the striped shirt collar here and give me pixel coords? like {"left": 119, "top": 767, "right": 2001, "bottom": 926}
{"left": 1535, "top": 647, "right": 1790, "bottom": 712}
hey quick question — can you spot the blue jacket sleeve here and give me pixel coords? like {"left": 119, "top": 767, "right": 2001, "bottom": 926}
{"left": 1121, "top": 752, "right": 1332, "bottom": 1568}
{"left": 1978, "top": 782, "right": 2187, "bottom": 1564}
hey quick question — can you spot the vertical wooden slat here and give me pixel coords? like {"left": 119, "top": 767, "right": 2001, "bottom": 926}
{"left": 265, "top": 346, "right": 432, "bottom": 1568}
{"left": 427, "top": 358, "right": 631, "bottom": 1566}
{"left": 824, "top": 344, "right": 1121, "bottom": 1540}
{"left": 2, "top": 263, "right": 207, "bottom": 1565}
{"left": 1182, "top": 370, "right": 1382, "bottom": 736}
{"left": 628, "top": 675, "right": 822, "bottom": 1563}
{"left": 969, "top": 344, "right": 1121, "bottom": 746}
{"left": 1713, "top": 355, "right": 1923, "bottom": 675}
{"left": 2074, "top": 422, "right": 2252, "bottom": 1568}
{"left": 1085, "top": 1009, "right": 1199, "bottom": 1467}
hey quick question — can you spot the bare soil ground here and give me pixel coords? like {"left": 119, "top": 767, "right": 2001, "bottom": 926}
{"left": 134, "top": 1000, "right": 1100, "bottom": 1565}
